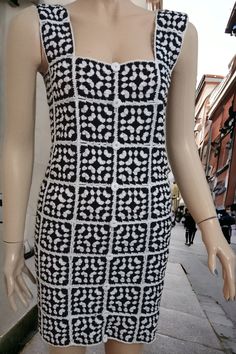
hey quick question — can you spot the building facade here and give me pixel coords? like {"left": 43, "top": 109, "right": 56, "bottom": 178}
{"left": 195, "top": 56, "right": 236, "bottom": 210}
{"left": 194, "top": 2, "right": 236, "bottom": 210}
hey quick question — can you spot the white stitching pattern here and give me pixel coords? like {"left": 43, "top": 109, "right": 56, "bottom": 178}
{"left": 34, "top": 3, "right": 188, "bottom": 347}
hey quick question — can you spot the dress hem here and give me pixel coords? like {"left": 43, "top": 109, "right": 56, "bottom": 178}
{"left": 37, "top": 329, "right": 159, "bottom": 347}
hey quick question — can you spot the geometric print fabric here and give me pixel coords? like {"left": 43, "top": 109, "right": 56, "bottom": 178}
{"left": 34, "top": 3, "right": 188, "bottom": 346}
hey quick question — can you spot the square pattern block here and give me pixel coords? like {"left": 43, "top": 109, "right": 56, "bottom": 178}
{"left": 39, "top": 250, "right": 70, "bottom": 286}
{"left": 141, "top": 283, "right": 164, "bottom": 314}
{"left": 41, "top": 283, "right": 69, "bottom": 317}
{"left": 145, "top": 253, "right": 169, "bottom": 284}
{"left": 106, "top": 286, "right": 141, "bottom": 314}
{"left": 75, "top": 58, "right": 116, "bottom": 100}
{"left": 76, "top": 186, "right": 113, "bottom": 222}
{"left": 50, "top": 143, "right": 77, "bottom": 182}
{"left": 51, "top": 57, "right": 74, "bottom": 102}
{"left": 112, "top": 222, "right": 147, "bottom": 254}
{"left": 80, "top": 145, "right": 114, "bottom": 184}
{"left": 54, "top": 100, "right": 77, "bottom": 141}
{"left": 72, "top": 315, "right": 104, "bottom": 345}
{"left": 43, "top": 181, "right": 75, "bottom": 220}
{"left": 72, "top": 256, "right": 107, "bottom": 285}
{"left": 136, "top": 312, "right": 160, "bottom": 342}
{"left": 40, "top": 17, "right": 72, "bottom": 60}
{"left": 117, "top": 105, "right": 155, "bottom": 144}
{"left": 108, "top": 255, "right": 144, "bottom": 284}
{"left": 151, "top": 183, "right": 172, "bottom": 219}
{"left": 151, "top": 146, "right": 170, "bottom": 181}
{"left": 78, "top": 101, "right": 114, "bottom": 143}
{"left": 116, "top": 187, "right": 149, "bottom": 222}
{"left": 71, "top": 286, "right": 104, "bottom": 315}
{"left": 158, "top": 30, "right": 184, "bottom": 70}
{"left": 38, "top": 216, "right": 72, "bottom": 253}
{"left": 40, "top": 310, "right": 70, "bottom": 346}
{"left": 148, "top": 218, "right": 172, "bottom": 252}
{"left": 73, "top": 223, "right": 110, "bottom": 254}
{"left": 105, "top": 315, "right": 137, "bottom": 342}
{"left": 118, "top": 62, "right": 158, "bottom": 102}
{"left": 116, "top": 147, "right": 150, "bottom": 184}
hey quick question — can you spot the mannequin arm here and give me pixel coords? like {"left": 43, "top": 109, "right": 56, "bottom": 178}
{"left": 166, "top": 22, "right": 235, "bottom": 301}
{"left": 2, "top": 6, "right": 41, "bottom": 310}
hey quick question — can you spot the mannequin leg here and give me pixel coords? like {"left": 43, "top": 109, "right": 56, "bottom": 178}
{"left": 105, "top": 340, "right": 144, "bottom": 354}
{"left": 48, "top": 344, "right": 86, "bottom": 354}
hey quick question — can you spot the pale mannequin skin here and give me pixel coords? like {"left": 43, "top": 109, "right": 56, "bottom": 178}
{"left": 2, "top": 0, "right": 236, "bottom": 353}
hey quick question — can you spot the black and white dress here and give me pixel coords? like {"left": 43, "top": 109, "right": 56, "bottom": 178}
{"left": 34, "top": 3, "right": 188, "bottom": 347}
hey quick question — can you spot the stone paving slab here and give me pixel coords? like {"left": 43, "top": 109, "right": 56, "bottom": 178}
{"left": 222, "top": 338, "right": 236, "bottom": 354}
{"left": 144, "top": 333, "right": 224, "bottom": 354}
{"left": 205, "top": 311, "right": 234, "bottom": 328}
{"left": 169, "top": 225, "right": 236, "bottom": 354}
{"left": 158, "top": 307, "right": 223, "bottom": 350}
{"left": 160, "top": 287, "right": 206, "bottom": 319}
{"left": 212, "top": 323, "right": 236, "bottom": 342}
{"left": 163, "top": 271, "right": 193, "bottom": 292}
{"left": 200, "top": 300, "right": 227, "bottom": 316}
{"left": 165, "top": 262, "right": 183, "bottom": 275}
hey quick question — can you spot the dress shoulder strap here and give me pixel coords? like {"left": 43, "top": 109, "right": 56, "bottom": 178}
{"left": 35, "top": 3, "right": 73, "bottom": 66}
{"left": 155, "top": 9, "right": 189, "bottom": 73}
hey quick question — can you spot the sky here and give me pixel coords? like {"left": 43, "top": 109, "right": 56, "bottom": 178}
{"left": 164, "top": 0, "right": 236, "bottom": 87}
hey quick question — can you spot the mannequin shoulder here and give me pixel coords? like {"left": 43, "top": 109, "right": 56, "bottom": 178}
{"left": 6, "top": 5, "right": 41, "bottom": 65}
{"left": 182, "top": 20, "right": 198, "bottom": 49}
{"left": 8, "top": 5, "right": 39, "bottom": 32}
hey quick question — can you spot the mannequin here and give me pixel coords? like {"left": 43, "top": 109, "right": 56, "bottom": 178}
{"left": 2, "top": 0, "right": 235, "bottom": 354}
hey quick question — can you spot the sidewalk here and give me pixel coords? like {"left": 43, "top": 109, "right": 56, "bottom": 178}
{"left": 168, "top": 223, "right": 236, "bottom": 354}
{"left": 20, "top": 223, "right": 236, "bottom": 354}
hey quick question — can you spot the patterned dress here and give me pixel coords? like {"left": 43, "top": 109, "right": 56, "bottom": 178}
{"left": 34, "top": 3, "right": 188, "bottom": 347}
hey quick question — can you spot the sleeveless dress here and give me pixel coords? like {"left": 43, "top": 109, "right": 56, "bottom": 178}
{"left": 34, "top": 3, "right": 188, "bottom": 347}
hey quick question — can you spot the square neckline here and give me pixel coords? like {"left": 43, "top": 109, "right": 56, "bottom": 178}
{"left": 59, "top": 4, "right": 159, "bottom": 67}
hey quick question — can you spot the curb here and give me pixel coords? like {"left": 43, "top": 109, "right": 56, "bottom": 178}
{"left": 0, "top": 306, "right": 38, "bottom": 354}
